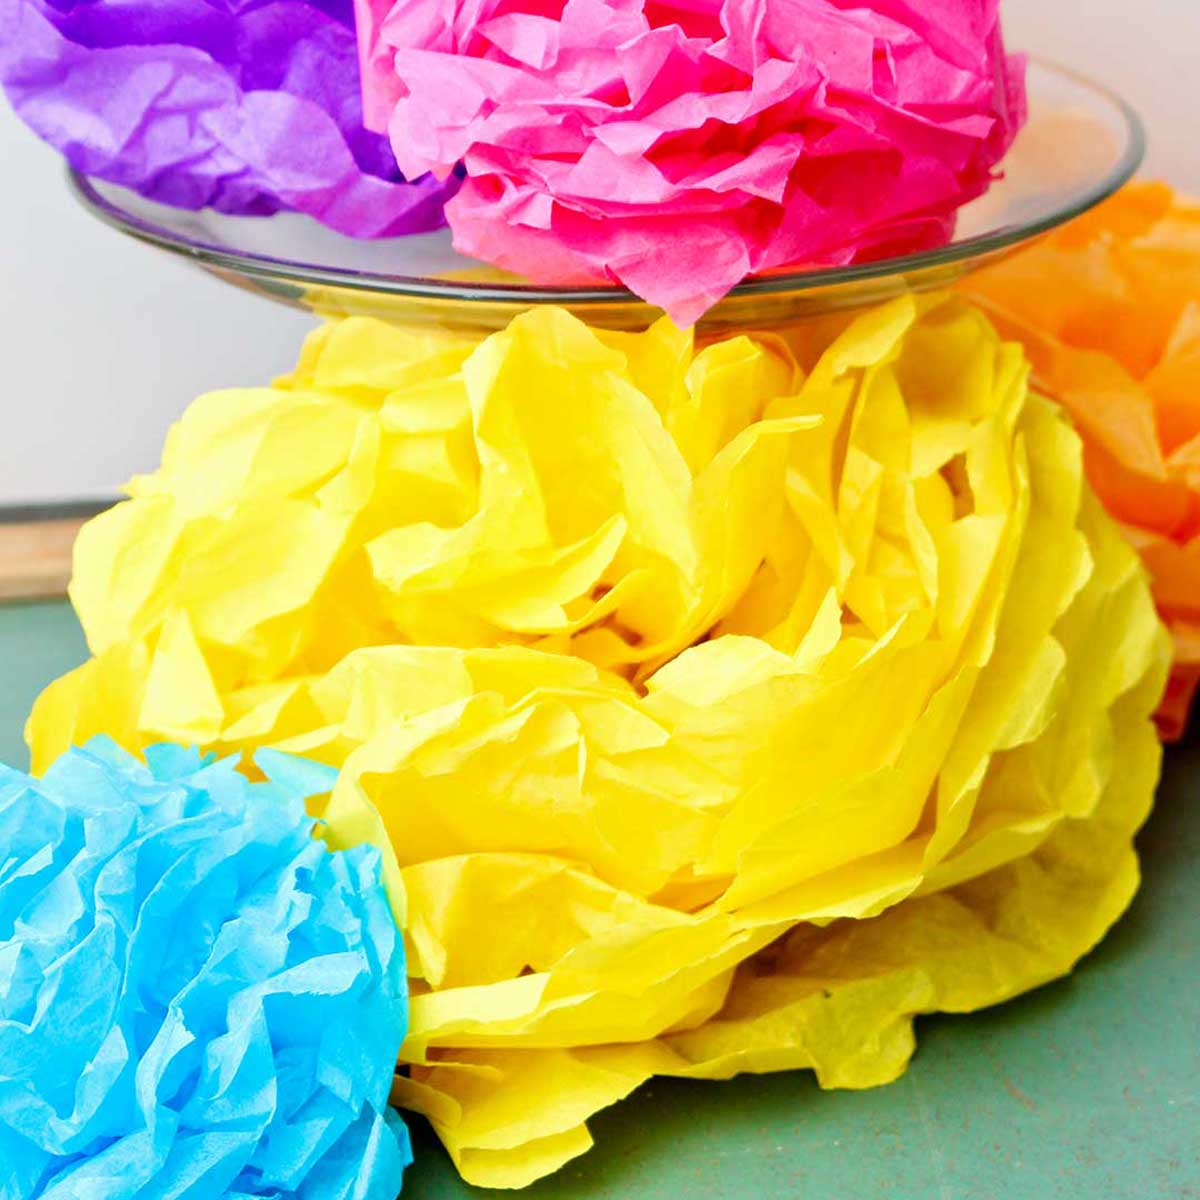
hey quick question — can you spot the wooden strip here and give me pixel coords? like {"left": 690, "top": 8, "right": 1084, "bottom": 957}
{"left": 0, "top": 518, "right": 84, "bottom": 601}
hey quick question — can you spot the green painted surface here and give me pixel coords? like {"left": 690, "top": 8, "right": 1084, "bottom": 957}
{"left": 0, "top": 601, "right": 88, "bottom": 769}
{"left": 2, "top": 600, "right": 1196, "bottom": 1199}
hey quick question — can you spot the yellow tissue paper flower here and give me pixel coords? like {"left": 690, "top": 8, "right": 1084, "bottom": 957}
{"left": 29, "top": 296, "right": 1169, "bottom": 1188}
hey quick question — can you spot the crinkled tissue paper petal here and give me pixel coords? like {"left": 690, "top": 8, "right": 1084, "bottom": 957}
{"left": 0, "top": 0, "right": 454, "bottom": 236}
{"left": 28, "top": 295, "right": 1170, "bottom": 1188}
{"left": 0, "top": 737, "right": 412, "bottom": 1198}
{"left": 354, "top": 0, "right": 1026, "bottom": 322}
{"left": 964, "top": 181, "right": 1200, "bottom": 738}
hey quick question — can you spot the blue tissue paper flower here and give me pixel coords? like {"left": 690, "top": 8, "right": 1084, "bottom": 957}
{"left": 0, "top": 737, "right": 412, "bottom": 1199}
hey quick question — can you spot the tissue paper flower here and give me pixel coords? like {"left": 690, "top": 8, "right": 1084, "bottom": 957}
{"left": 0, "top": 0, "right": 453, "bottom": 236}
{"left": 28, "top": 298, "right": 1168, "bottom": 1186}
{"left": 963, "top": 181, "right": 1200, "bottom": 738}
{"left": 0, "top": 737, "right": 412, "bottom": 1199}
{"left": 355, "top": 0, "right": 1026, "bottom": 323}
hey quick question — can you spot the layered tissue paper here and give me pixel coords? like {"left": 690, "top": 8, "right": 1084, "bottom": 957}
{"left": 964, "top": 181, "right": 1200, "bottom": 738}
{"left": 29, "top": 297, "right": 1169, "bottom": 1187}
{"left": 0, "top": 0, "right": 452, "bottom": 236}
{"left": 356, "top": 0, "right": 1026, "bottom": 323}
{"left": 0, "top": 738, "right": 411, "bottom": 1199}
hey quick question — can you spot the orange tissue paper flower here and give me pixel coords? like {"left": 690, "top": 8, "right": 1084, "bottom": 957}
{"left": 963, "top": 181, "right": 1200, "bottom": 739}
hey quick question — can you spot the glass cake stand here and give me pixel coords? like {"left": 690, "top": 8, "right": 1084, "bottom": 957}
{"left": 68, "top": 58, "right": 1143, "bottom": 334}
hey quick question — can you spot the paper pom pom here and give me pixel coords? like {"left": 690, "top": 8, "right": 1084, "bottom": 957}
{"left": 0, "top": 738, "right": 412, "bottom": 1199}
{"left": 0, "top": 0, "right": 453, "bottom": 237}
{"left": 29, "top": 299, "right": 1168, "bottom": 1187}
{"left": 355, "top": 0, "right": 1026, "bottom": 322}
{"left": 963, "top": 181, "right": 1200, "bottom": 738}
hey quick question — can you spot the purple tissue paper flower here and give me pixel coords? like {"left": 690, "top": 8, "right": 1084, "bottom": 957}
{"left": 0, "top": 0, "right": 456, "bottom": 236}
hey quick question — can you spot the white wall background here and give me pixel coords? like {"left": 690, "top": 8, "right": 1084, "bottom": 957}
{"left": 1, "top": 0, "right": 1197, "bottom": 504}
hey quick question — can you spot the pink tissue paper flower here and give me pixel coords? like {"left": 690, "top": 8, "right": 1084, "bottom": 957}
{"left": 356, "top": 0, "right": 1027, "bottom": 324}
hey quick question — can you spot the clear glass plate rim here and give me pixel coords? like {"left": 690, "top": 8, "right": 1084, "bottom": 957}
{"left": 65, "top": 56, "right": 1146, "bottom": 308}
